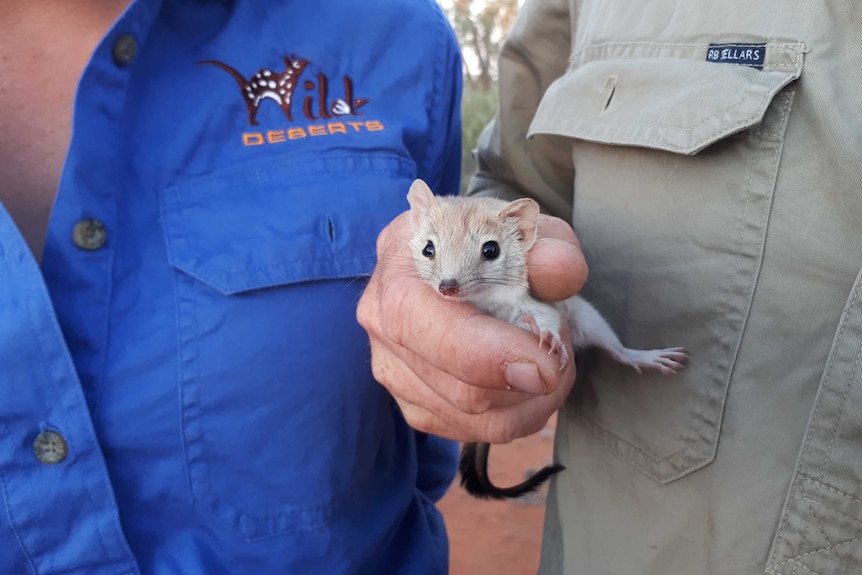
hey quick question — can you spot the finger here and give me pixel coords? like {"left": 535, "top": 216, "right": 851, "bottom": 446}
{"left": 473, "top": 345, "right": 577, "bottom": 444}
{"left": 529, "top": 215, "right": 588, "bottom": 302}
{"left": 469, "top": 324, "right": 577, "bottom": 443}
{"left": 369, "top": 322, "right": 535, "bottom": 414}
{"left": 374, "top": 299, "right": 577, "bottom": 418}
{"left": 401, "top": 364, "right": 575, "bottom": 444}
{"left": 394, "top": 399, "right": 476, "bottom": 442}
{"left": 369, "top": 336, "right": 515, "bottom": 439}
{"left": 398, "top": 338, "right": 535, "bottom": 413}
{"left": 390, "top": 360, "right": 574, "bottom": 444}
{"left": 528, "top": 239, "right": 588, "bottom": 301}
{"left": 393, "top": 288, "right": 568, "bottom": 394}
{"left": 536, "top": 214, "right": 580, "bottom": 247}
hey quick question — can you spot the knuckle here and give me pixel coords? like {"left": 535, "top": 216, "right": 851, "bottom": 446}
{"left": 406, "top": 415, "right": 436, "bottom": 435}
{"left": 368, "top": 357, "right": 387, "bottom": 386}
{"left": 366, "top": 344, "right": 398, "bottom": 392}
{"left": 483, "top": 405, "right": 553, "bottom": 444}
{"left": 522, "top": 417, "right": 546, "bottom": 438}
{"left": 448, "top": 385, "right": 492, "bottom": 415}
{"left": 355, "top": 297, "right": 372, "bottom": 329}
{"left": 355, "top": 281, "right": 383, "bottom": 334}
{"left": 484, "top": 417, "right": 521, "bottom": 445}
{"left": 398, "top": 405, "right": 439, "bottom": 435}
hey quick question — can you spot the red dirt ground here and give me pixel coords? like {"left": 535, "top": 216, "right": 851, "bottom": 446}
{"left": 438, "top": 416, "right": 557, "bottom": 575}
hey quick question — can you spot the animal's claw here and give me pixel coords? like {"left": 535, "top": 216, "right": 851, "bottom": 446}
{"left": 516, "top": 314, "right": 567, "bottom": 369}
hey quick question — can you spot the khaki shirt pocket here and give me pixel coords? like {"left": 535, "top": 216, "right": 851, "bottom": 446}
{"left": 529, "top": 45, "right": 802, "bottom": 484}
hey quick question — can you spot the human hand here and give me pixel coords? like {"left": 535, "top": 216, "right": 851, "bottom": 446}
{"left": 356, "top": 210, "right": 587, "bottom": 443}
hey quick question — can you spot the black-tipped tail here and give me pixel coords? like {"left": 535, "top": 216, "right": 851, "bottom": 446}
{"left": 458, "top": 441, "right": 564, "bottom": 500}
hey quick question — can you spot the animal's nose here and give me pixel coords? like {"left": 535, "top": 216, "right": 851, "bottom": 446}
{"left": 438, "top": 279, "right": 460, "bottom": 296}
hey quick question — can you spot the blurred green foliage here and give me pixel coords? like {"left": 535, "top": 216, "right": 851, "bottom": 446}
{"left": 458, "top": 82, "right": 499, "bottom": 193}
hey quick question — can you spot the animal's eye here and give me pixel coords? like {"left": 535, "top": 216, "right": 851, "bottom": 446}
{"left": 421, "top": 241, "right": 435, "bottom": 258}
{"left": 482, "top": 241, "right": 500, "bottom": 260}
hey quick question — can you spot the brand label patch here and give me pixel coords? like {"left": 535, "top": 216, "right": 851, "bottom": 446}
{"left": 706, "top": 43, "right": 765, "bottom": 69}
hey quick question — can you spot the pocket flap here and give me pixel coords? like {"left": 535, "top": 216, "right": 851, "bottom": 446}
{"left": 160, "top": 154, "right": 415, "bottom": 295}
{"left": 528, "top": 48, "right": 803, "bottom": 154}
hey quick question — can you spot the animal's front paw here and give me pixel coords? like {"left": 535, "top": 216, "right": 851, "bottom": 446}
{"left": 516, "top": 313, "right": 569, "bottom": 370}
{"left": 517, "top": 314, "right": 568, "bottom": 370}
{"left": 538, "top": 328, "right": 568, "bottom": 370}
{"left": 516, "top": 313, "right": 541, "bottom": 336}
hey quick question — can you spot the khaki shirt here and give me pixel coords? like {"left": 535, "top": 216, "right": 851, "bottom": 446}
{"left": 467, "top": 1, "right": 862, "bottom": 574}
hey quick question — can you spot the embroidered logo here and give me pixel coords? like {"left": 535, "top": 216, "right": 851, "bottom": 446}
{"left": 199, "top": 55, "right": 309, "bottom": 125}
{"left": 198, "top": 54, "right": 377, "bottom": 146}
{"left": 706, "top": 43, "right": 766, "bottom": 69}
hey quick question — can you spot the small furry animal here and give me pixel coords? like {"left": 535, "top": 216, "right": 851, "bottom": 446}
{"left": 406, "top": 179, "right": 687, "bottom": 500}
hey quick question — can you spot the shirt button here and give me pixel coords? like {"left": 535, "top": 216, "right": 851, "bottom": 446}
{"left": 72, "top": 218, "right": 108, "bottom": 250}
{"left": 112, "top": 34, "right": 137, "bottom": 66}
{"left": 33, "top": 431, "right": 68, "bottom": 464}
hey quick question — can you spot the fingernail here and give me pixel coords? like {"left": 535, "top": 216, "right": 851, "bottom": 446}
{"left": 504, "top": 362, "right": 546, "bottom": 395}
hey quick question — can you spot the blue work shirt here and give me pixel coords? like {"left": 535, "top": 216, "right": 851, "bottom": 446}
{"left": 0, "top": 1, "right": 462, "bottom": 573}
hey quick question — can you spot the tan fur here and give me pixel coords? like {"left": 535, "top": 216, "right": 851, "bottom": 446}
{"left": 407, "top": 179, "right": 535, "bottom": 302}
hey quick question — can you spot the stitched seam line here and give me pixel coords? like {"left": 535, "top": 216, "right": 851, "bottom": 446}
{"left": 548, "top": 81, "right": 754, "bottom": 135}
{"left": 801, "top": 496, "right": 862, "bottom": 528}
{"left": 804, "top": 497, "right": 845, "bottom": 571}
{"left": 418, "top": 4, "right": 454, "bottom": 187}
{"left": 543, "top": 114, "right": 754, "bottom": 153}
{"left": 800, "top": 475, "right": 862, "bottom": 506}
{"left": 790, "top": 558, "right": 821, "bottom": 575}
{"left": 575, "top": 413, "right": 681, "bottom": 480}
{"left": 795, "top": 280, "right": 862, "bottom": 472}
{"left": 765, "top": 92, "right": 841, "bottom": 569}
{"left": 788, "top": 280, "right": 862, "bottom": 570}
{"left": 772, "top": 536, "right": 862, "bottom": 570}
{"left": 816, "top": 341, "right": 862, "bottom": 484}
{"left": 0, "top": 428, "right": 38, "bottom": 575}
{"left": 795, "top": 339, "right": 862, "bottom": 568}
{"left": 685, "top": 92, "right": 790, "bottom": 473}
{"left": 25, "top": 268, "right": 118, "bottom": 569}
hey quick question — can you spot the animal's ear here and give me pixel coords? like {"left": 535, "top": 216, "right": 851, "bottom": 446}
{"left": 498, "top": 198, "right": 540, "bottom": 246}
{"left": 407, "top": 179, "right": 437, "bottom": 226}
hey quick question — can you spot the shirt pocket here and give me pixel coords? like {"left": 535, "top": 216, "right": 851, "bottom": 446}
{"left": 160, "top": 153, "right": 415, "bottom": 540}
{"left": 529, "top": 44, "right": 802, "bottom": 484}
